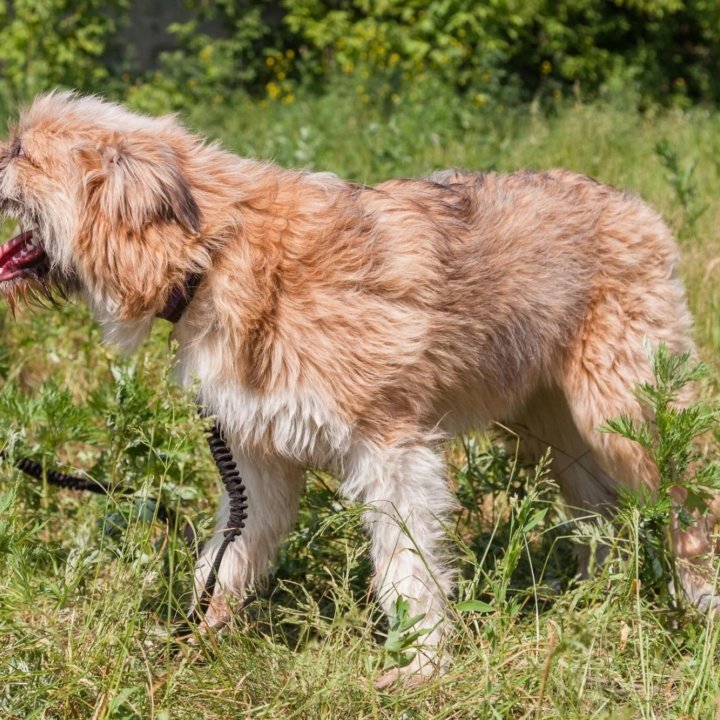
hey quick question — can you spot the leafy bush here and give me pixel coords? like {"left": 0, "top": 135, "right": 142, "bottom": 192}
{"left": 126, "top": 0, "right": 279, "bottom": 113}
{"left": 282, "top": 0, "right": 720, "bottom": 106}
{"left": 1, "top": 0, "right": 719, "bottom": 113}
{"left": 0, "top": 0, "right": 129, "bottom": 111}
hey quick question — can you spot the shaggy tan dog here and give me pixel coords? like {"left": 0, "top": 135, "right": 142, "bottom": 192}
{"left": 0, "top": 92, "right": 717, "bottom": 685}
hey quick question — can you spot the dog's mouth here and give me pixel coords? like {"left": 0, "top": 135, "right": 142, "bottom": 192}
{"left": 0, "top": 229, "right": 49, "bottom": 284}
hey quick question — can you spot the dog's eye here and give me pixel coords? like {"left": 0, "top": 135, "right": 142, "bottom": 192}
{"left": 10, "top": 139, "right": 24, "bottom": 159}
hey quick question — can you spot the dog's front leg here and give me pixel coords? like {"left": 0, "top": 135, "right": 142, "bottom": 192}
{"left": 192, "top": 453, "right": 305, "bottom": 627}
{"left": 344, "top": 439, "right": 456, "bottom": 687}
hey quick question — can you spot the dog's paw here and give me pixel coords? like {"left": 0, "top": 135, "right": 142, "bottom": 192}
{"left": 678, "top": 558, "right": 720, "bottom": 613}
{"left": 375, "top": 650, "right": 447, "bottom": 691}
{"left": 375, "top": 666, "right": 428, "bottom": 691}
{"left": 188, "top": 590, "right": 257, "bottom": 631}
{"left": 183, "top": 591, "right": 236, "bottom": 634}
{"left": 202, "top": 594, "right": 235, "bottom": 628}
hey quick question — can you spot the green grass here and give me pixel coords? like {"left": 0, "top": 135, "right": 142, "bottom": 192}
{"left": 2, "top": 91, "right": 720, "bottom": 719}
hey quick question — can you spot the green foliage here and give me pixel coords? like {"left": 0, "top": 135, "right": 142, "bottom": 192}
{"left": 382, "top": 596, "right": 431, "bottom": 671}
{"left": 283, "top": 0, "right": 525, "bottom": 106}
{"left": 282, "top": 0, "right": 720, "bottom": 107}
{"left": 654, "top": 138, "right": 708, "bottom": 239}
{"left": 0, "top": 0, "right": 129, "bottom": 108}
{"left": 604, "top": 345, "right": 720, "bottom": 610}
{"left": 458, "top": 450, "right": 560, "bottom": 625}
{"left": 2, "top": 0, "right": 719, "bottom": 114}
{"left": 126, "top": 0, "right": 277, "bottom": 114}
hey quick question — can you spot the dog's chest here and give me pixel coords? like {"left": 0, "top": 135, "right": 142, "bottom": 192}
{"left": 202, "top": 381, "right": 351, "bottom": 462}
{"left": 175, "top": 346, "right": 350, "bottom": 464}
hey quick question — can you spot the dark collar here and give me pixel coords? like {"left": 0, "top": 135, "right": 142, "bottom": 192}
{"left": 156, "top": 272, "right": 204, "bottom": 323}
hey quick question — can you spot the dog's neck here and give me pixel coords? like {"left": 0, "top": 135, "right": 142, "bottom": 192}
{"left": 156, "top": 272, "right": 204, "bottom": 323}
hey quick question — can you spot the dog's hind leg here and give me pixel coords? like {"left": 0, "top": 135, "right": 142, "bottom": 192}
{"left": 342, "top": 437, "right": 456, "bottom": 688}
{"left": 558, "top": 287, "right": 720, "bottom": 611}
{"left": 192, "top": 453, "right": 305, "bottom": 627}
{"left": 510, "top": 386, "right": 618, "bottom": 576}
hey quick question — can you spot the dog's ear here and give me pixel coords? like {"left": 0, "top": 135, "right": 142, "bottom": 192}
{"left": 75, "top": 132, "right": 203, "bottom": 318}
{"left": 76, "top": 131, "right": 201, "bottom": 235}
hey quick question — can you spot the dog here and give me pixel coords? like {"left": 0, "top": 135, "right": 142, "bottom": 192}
{"left": 0, "top": 91, "right": 717, "bottom": 687}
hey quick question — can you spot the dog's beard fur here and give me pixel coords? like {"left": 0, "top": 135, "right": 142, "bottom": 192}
{"left": 0, "top": 233, "right": 75, "bottom": 317}
{"left": 1, "top": 267, "right": 63, "bottom": 314}
{"left": 1, "top": 91, "right": 719, "bottom": 685}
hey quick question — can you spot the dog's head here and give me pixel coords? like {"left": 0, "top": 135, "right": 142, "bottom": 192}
{"left": 0, "top": 91, "right": 206, "bottom": 345}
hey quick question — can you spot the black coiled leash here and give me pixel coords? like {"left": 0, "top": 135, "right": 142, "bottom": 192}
{"left": 186, "top": 418, "right": 248, "bottom": 625}
{"left": 15, "top": 455, "right": 132, "bottom": 495}
{"left": 5, "top": 271, "right": 248, "bottom": 632}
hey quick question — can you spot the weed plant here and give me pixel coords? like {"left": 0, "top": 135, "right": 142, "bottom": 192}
{"left": 605, "top": 346, "right": 720, "bottom": 614}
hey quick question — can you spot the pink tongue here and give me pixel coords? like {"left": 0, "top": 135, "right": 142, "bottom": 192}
{"left": 0, "top": 230, "right": 33, "bottom": 262}
{"left": 0, "top": 230, "right": 47, "bottom": 281}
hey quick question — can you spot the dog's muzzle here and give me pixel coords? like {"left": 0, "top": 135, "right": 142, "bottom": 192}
{"left": 0, "top": 229, "right": 49, "bottom": 284}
